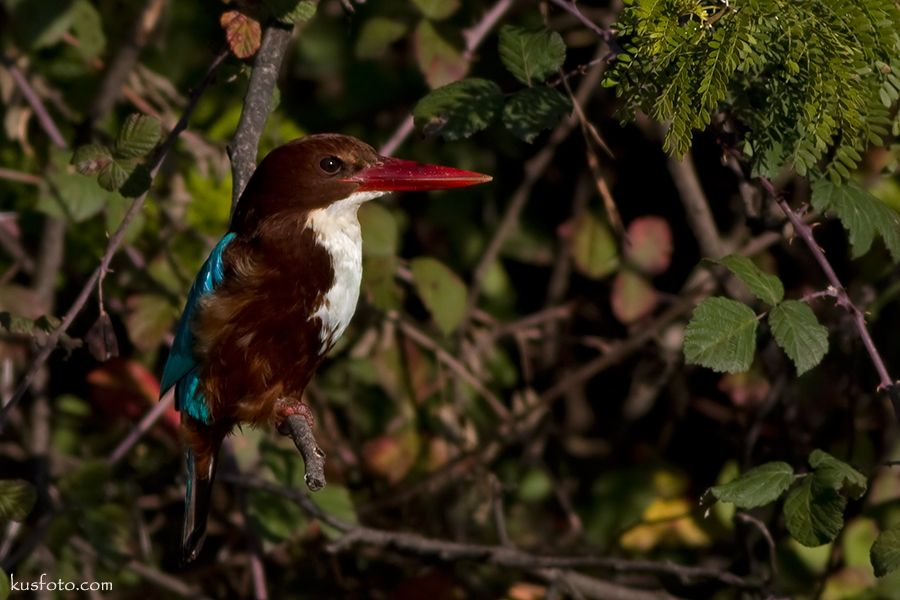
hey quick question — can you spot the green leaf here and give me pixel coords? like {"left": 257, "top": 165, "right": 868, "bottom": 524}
{"left": 872, "top": 525, "right": 900, "bottom": 577}
{"left": 72, "top": 144, "right": 113, "bottom": 175}
{"left": 718, "top": 254, "right": 784, "bottom": 306}
{"left": 97, "top": 159, "right": 129, "bottom": 192}
{"left": 125, "top": 294, "right": 179, "bottom": 352}
{"left": 811, "top": 180, "right": 900, "bottom": 262}
{"left": 784, "top": 474, "right": 846, "bottom": 547}
{"left": 12, "top": 0, "right": 77, "bottom": 49}
{"left": 42, "top": 170, "right": 110, "bottom": 222}
{"left": 410, "top": 257, "right": 467, "bottom": 335}
{"left": 311, "top": 485, "right": 357, "bottom": 539}
{"left": 358, "top": 203, "right": 398, "bottom": 257}
{"left": 363, "top": 255, "right": 403, "bottom": 311}
{"left": 808, "top": 449, "right": 866, "bottom": 500}
{"left": 768, "top": 300, "right": 829, "bottom": 375}
{"left": 247, "top": 487, "right": 305, "bottom": 542}
{"left": 502, "top": 87, "right": 572, "bottom": 143}
{"left": 518, "top": 468, "right": 553, "bottom": 503}
{"left": 264, "top": 0, "right": 317, "bottom": 25}
{"left": 569, "top": 212, "right": 618, "bottom": 279}
{"left": 0, "top": 480, "right": 37, "bottom": 522}
{"left": 355, "top": 16, "right": 407, "bottom": 59}
{"left": 708, "top": 461, "right": 793, "bottom": 508}
{"left": 411, "top": 0, "right": 460, "bottom": 20}
{"left": 414, "top": 20, "right": 466, "bottom": 89}
{"left": 0, "top": 568, "right": 8, "bottom": 600}
{"left": 498, "top": 25, "right": 566, "bottom": 86}
{"left": 70, "top": 0, "right": 106, "bottom": 60}
{"left": 684, "top": 297, "right": 758, "bottom": 373}
{"left": 114, "top": 114, "right": 162, "bottom": 159}
{"left": 413, "top": 78, "right": 502, "bottom": 140}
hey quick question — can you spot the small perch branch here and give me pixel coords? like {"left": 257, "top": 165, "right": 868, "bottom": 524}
{"left": 229, "top": 23, "right": 294, "bottom": 210}
{"left": 278, "top": 414, "right": 326, "bottom": 491}
{"left": 1, "top": 55, "right": 67, "bottom": 148}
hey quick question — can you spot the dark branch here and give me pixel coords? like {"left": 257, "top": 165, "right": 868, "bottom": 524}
{"left": 278, "top": 414, "right": 326, "bottom": 491}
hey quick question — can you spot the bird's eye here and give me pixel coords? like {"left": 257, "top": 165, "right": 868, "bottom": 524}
{"left": 319, "top": 156, "right": 343, "bottom": 174}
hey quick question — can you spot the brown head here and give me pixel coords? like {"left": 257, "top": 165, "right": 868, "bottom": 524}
{"left": 230, "top": 133, "right": 491, "bottom": 233}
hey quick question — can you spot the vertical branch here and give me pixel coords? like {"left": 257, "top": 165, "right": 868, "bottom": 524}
{"left": 229, "top": 23, "right": 295, "bottom": 210}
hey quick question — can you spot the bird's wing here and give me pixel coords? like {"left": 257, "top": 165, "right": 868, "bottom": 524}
{"left": 160, "top": 232, "right": 236, "bottom": 424}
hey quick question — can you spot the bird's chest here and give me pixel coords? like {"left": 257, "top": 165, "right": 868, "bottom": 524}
{"left": 304, "top": 200, "right": 366, "bottom": 351}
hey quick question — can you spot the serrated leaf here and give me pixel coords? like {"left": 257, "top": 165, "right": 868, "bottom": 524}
{"left": 611, "top": 270, "right": 658, "bottom": 324}
{"left": 872, "top": 525, "right": 900, "bottom": 577}
{"left": 684, "top": 297, "right": 758, "bottom": 373}
{"left": 72, "top": 144, "right": 113, "bottom": 175}
{"left": 264, "top": 0, "right": 317, "bottom": 25}
{"left": 808, "top": 449, "right": 866, "bottom": 500}
{"left": 97, "top": 159, "right": 129, "bottom": 192}
{"left": 498, "top": 25, "right": 566, "bottom": 86}
{"left": 768, "top": 300, "right": 828, "bottom": 375}
{"left": 502, "top": 87, "right": 572, "bottom": 143}
{"left": 0, "top": 480, "right": 37, "bottom": 522}
{"left": 411, "top": 0, "right": 460, "bottom": 20}
{"left": 358, "top": 203, "right": 398, "bottom": 257}
{"left": 784, "top": 475, "right": 846, "bottom": 547}
{"left": 708, "top": 461, "right": 793, "bottom": 508}
{"left": 569, "top": 212, "right": 618, "bottom": 279}
{"left": 410, "top": 257, "right": 467, "bottom": 335}
{"left": 115, "top": 114, "right": 162, "bottom": 159}
{"left": 413, "top": 78, "right": 502, "bottom": 140}
{"left": 718, "top": 254, "right": 784, "bottom": 306}
{"left": 811, "top": 180, "right": 900, "bottom": 262}
{"left": 355, "top": 16, "right": 407, "bottom": 59}
{"left": 625, "top": 216, "right": 673, "bottom": 275}
{"left": 220, "top": 10, "right": 262, "bottom": 59}
{"left": 414, "top": 20, "right": 466, "bottom": 89}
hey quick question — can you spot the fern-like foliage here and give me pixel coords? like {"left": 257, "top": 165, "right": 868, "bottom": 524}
{"left": 607, "top": 0, "right": 900, "bottom": 181}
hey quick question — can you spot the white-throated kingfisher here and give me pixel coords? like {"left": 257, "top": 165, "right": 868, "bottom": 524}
{"left": 159, "top": 134, "right": 490, "bottom": 563}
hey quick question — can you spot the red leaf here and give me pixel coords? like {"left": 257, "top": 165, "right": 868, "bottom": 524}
{"left": 625, "top": 216, "right": 673, "bottom": 275}
{"left": 362, "top": 430, "right": 420, "bottom": 484}
{"left": 611, "top": 270, "right": 659, "bottom": 324}
{"left": 87, "top": 358, "right": 179, "bottom": 433}
{"left": 220, "top": 10, "right": 261, "bottom": 59}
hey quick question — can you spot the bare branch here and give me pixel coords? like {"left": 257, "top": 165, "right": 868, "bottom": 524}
{"left": 229, "top": 23, "right": 295, "bottom": 209}
{"left": 0, "top": 55, "right": 67, "bottom": 148}
{"left": 278, "top": 413, "right": 327, "bottom": 491}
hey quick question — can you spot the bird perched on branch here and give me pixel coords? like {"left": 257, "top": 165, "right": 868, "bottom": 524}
{"left": 160, "top": 134, "right": 491, "bottom": 563}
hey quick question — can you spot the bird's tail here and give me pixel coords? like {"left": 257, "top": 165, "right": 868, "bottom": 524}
{"left": 181, "top": 423, "right": 224, "bottom": 564}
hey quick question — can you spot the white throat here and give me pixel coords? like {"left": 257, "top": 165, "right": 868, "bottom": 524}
{"left": 306, "top": 190, "right": 384, "bottom": 351}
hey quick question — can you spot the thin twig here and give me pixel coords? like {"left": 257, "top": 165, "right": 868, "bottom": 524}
{"left": 0, "top": 168, "right": 43, "bottom": 186}
{"left": 1, "top": 55, "right": 67, "bottom": 148}
{"left": 764, "top": 179, "right": 900, "bottom": 414}
{"left": 107, "top": 389, "right": 175, "bottom": 466}
{"left": 546, "top": 0, "right": 614, "bottom": 42}
{"left": 0, "top": 49, "right": 229, "bottom": 432}
{"left": 736, "top": 512, "right": 777, "bottom": 582}
{"left": 229, "top": 23, "right": 295, "bottom": 209}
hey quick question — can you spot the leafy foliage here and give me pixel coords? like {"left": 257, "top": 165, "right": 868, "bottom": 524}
{"left": 498, "top": 25, "right": 566, "bottom": 87}
{"left": 0, "top": 480, "right": 37, "bottom": 522}
{"left": 608, "top": 0, "right": 900, "bottom": 179}
{"left": 683, "top": 297, "right": 758, "bottom": 373}
{"left": 707, "top": 461, "right": 793, "bottom": 508}
{"left": 768, "top": 301, "right": 829, "bottom": 376}
{"left": 811, "top": 180, "right": 900, "bottom": 262}
{"left": 718, "top": 254, "right": 783, "bottom": 306}
{"left": 413, "top": 78, "right": 503, "bottom": 139}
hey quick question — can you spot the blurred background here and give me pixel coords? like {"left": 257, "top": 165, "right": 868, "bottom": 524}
{"left": 2, "top": 0, "right": 900, "bottom": 597}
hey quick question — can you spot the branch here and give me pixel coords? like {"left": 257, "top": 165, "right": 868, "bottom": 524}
{"left": 0, "top": 55, "right": 67, "bottom": 148}
{"left": 277, "top": 414, "right": 326, "bottom": 491}
{"left": 225, "top": 475, "right": 761, "bottom": 598}
{"left": 107, "top": 388, "right": 175, "bottom": 467}
{"left": 229, "top": 23, "right": 294, "bottom": 209}
{"left": 0, "top": 49, "right": 229, "bottom": 432}
{"left": 547, "top": 0, "right": 614, "bottom": 43}
{"left": 764, "top": 179, "right": 900, "bottom": 415}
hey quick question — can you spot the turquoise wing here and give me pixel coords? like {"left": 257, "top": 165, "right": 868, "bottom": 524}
{"left": 160, "top": 233, "right": 236, "bottom": 424}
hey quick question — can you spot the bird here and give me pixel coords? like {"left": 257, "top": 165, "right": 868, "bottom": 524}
{"left": 159, "top": 134, "right": 491, "bottom": 563}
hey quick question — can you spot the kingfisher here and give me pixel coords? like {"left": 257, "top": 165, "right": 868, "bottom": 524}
{"left": 160, "top": 134, "right": 491, "bottom": 562}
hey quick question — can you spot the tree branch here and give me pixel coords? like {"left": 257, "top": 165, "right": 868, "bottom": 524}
{"left": 229, "top": 23, "right": 295, "bottom": 209}
{"left": 763, "top": 179, "right": 900, "bottom": 415}
{"left": 0, "top": 48, "right": 229, "bottom": 432}
{"left": 277, "top": 414, "right": 326, "bottom": 491}
{"left": 0, "top": 55, "right": 67, "bottom": 148}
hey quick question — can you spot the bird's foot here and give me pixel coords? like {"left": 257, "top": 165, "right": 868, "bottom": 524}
{"left": 274, "top": 397, "right": 315, "bottom": 433}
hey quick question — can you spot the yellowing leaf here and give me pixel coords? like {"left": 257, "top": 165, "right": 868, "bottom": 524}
{"left": 611, "top": 270, "right": 658, "bottom": 323}
{"left": 569, "top": 212, "right": 618, "bottom": 279}
{"left": 619, "top": 498, "right": 710, "bottom": 551}
{"left": 221, "top": 10, "right": 262, "bottom": 59}
{"left": 414, "top": 21, "right": 467, "bottom": 89}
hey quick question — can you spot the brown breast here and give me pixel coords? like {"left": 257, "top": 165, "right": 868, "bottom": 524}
{"left": 193, "top": 212, "right": 335, "bottom": 427}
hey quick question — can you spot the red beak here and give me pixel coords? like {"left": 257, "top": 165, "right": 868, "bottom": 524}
{"left": 344, "top": 156, "right": 492, "bottom": 192}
